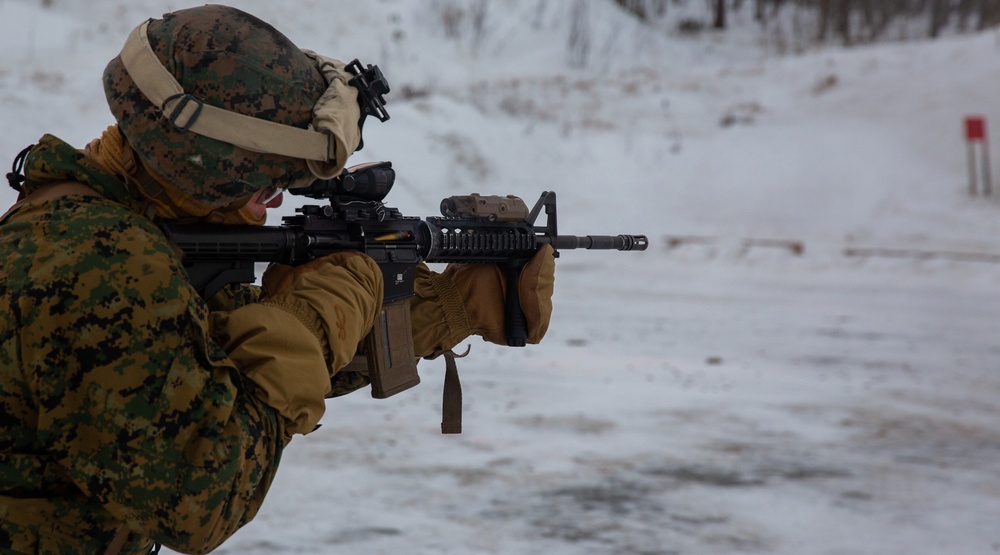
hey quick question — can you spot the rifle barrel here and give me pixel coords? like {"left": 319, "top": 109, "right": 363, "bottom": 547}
{"left": 545, "top": 234, "right": 648, "bottom": 251}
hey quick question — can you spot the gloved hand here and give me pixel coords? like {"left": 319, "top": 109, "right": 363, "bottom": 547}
{"left": 410, "top": 244, "right": 555, "bottom": 356}
{"left": 261, "top": 252, "right": 384, "bottom": 372}
{"left": 210, "top": 252, "right": 382, "bottom": 438}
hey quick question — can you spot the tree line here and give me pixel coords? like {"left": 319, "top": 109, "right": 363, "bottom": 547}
{"left": 615, "top": 0, "right": 1000, "bottom": 46}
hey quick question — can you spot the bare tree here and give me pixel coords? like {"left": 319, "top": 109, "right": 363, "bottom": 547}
{"left": 619, "top": 0, "right": 998, "bottom": 48}
{"left": 979, "top": 0, "right": 1000, "bottom": 30}
{"left": 614, "top": 0, "right": 669, "bottom": 22}
{"left": 835, "top": 0, "right": 852, "bottom": 44}
{"left": 714, "top": 0, "right": 727, "bottom": 28}
{"left": 817, "top": 0, "right": 832, "bottom": 40}
{"left": 568, "top": 0, "right": 591, "bottom": 67}
{"left": 929, "top": 0, "right": 949, "bottom": 37}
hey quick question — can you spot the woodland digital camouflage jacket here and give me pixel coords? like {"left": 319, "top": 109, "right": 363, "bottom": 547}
{"left": 0, "top": 135, "right": 285, "bottom": 554}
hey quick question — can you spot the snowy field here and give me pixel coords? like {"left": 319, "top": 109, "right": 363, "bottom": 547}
{"left": 2, "top": 0, "right": 1000, "bottom": 553}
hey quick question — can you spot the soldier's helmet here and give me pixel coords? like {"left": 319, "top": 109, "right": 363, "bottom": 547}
{"left": 102, "top": 5, "right": 327, "bottom": 208}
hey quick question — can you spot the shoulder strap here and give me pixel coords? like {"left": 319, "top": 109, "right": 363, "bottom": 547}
{"left": 102, "top": 525, "right": 130, "bottom": 555}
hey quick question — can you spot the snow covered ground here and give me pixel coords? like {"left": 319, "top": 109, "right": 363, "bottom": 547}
{"left": 2, "top": 0, "right": 999, "bottom": 553}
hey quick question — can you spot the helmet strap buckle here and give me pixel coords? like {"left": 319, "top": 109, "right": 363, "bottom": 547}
{"left": 165, "top": 93, "right": 204, "bottom": 132}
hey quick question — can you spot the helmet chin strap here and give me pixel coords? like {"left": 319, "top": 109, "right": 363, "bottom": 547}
{"left": 119, "top": 19, "right": 362, "bottom": 180}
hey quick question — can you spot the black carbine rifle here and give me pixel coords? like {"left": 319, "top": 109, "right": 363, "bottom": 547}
{"left": 161, "top": 59, "right": 647, "bottom": 428}
{"left": 162, "top": 161, "right": 648, "bottom": 404}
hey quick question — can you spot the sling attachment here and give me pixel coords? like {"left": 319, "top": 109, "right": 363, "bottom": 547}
{"left": 103, "top": 526, "right": 130, "bottom": 555}
{"left": 102, "top": 525, "right": 161, "bottom": 555}
{"left": 425, "top": 346, "right": 470, "bottom": 434}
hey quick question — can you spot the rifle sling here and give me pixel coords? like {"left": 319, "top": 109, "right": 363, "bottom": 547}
{"left": 441, "top": 352, "right": 462, "bottom": 434}
{"left": 103, "top": 525, "right": 130, "bottom": 555}
{"left": 426, "top": 347, "right": 470, "bottom": 434}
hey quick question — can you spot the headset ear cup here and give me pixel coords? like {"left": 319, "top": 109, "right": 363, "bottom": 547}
{"left": 301, "top": 51, "right": 362, "bottom": 180}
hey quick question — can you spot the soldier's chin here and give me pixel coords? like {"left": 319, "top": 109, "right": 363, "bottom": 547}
{"left": 243, "top": 191, "right": 282, "bottom": 221}
{"left": 244, "top": 201, "right": 267, "bottom": 220}
{"left": 265, "top": 191, "right": 284, "bottom": 209}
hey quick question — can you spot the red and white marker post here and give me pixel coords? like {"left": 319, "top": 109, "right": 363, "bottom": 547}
{"left": 965, "top": 116, "right": 992, "bottom": 196}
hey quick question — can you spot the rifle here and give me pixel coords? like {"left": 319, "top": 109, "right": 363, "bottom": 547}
{"left": 162, "top": 162, "right": 648, "bottom": 405}
{"left": 162, "top": 60, "right": 647, "bottom": 431}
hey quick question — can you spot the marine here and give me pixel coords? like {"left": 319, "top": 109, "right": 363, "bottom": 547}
{"left": 0, "top": 5, "right": 554, "bottom": 553}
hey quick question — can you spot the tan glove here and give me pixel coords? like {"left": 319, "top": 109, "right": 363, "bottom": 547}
{"left": 261, "top": 252, "right": 384, "bottom": 372}
{"left": 210, "top": 252, "right": 382, "bottom": 438}
{"left": 410, "top": 244, "right": 555, "bottom": 356}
